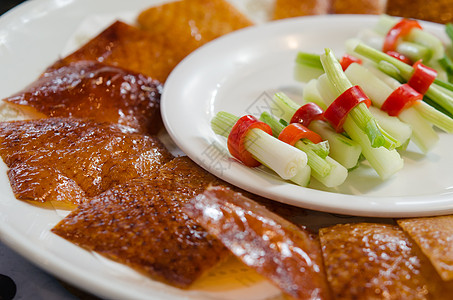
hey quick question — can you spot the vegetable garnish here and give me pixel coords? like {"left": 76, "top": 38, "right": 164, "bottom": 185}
{"left": 260, "top": 111, "right": 347, "bottom": 187}
{"left": 269, "top": 93, "right": 362, "bottom": 170}
{"left": 339, "top": 54, "right": 362, "bottom": 71}
{"left": 344, "top": 61, "right": 452, "bottom": 153}
{"left": 211, "top": 111, "right": 309, "bottom": 183}
{"left": 323, "top": 85, "right": 371, "bottom": 132}
{"left": 383, "top": 18, "right": 422, "bottom": 53}
{"left": 227, "top": 115, "right": 273, "bottom": 167}
{"left": 290, "top": 102, "right": 324, "bottom": 127}
{"left": 381, "top": 84, "right": 423, "bottom": 116}
{"left": 407, "top": 60, "right": 438, "bottom": 94}
{"left": 320, "top": 48, "right": 398, "bottom": 149}
{"left": 278, "top": 123, "right": 322, "bottom": 145}
{"left": 353, "top": 42, "right": 453, "bottom": 118}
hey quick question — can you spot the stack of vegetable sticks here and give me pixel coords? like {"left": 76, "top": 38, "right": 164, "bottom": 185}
{"left": 210, "top": 15, "right": 453, "bottom": 189}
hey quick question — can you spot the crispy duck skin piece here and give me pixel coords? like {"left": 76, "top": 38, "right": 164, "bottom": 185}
{"left": 52, "top": 156, "right": 309, "bottom": 288}
{"left": 49, "top": 21, "right": 175, "bottom": 83}
{"left": 386, "top": 0, "right": 453, "bottom": 24}
{"left": 272, "top": 0, "right": 330, "bottom": 20}
{"left": 0, "top": 118, "right": 173, "bottom": 206}
{"left": 51, "top": 1, "right": 252, "bottom": 84}
{"left": 137, "top": 0, "right": 253, "bottom": 51}
{"left": 52, "top": 157, "right": 231, "bottom": 288}
{"left": 319, "top": 223, "right": 453, "bottom": 300}
{"left": 4, "top": 61, "right": 163, "bottom": 135}
{"left": 184, "top": 186, "right": 331, "bottom": 300}
{"left": 272, "top": 0, "right": 386, "bottom": 20}
{"left": 398, "top": 215, "right": 453, "bottom": 282}
{"left": 151, "top": 156, "right": 309, "bottom": 223}
{"left": 331, "top": 0, "right": 387, "bottom": 15}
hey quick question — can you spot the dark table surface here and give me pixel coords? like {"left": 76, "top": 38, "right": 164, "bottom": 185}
{"left": 0, "top": 0, "right": 27, "bottom": 15}
{"left": 0, "top": 1, "right": 100, "bottom": 299}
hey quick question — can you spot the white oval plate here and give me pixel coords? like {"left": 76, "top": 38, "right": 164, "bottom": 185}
{"left": 162, "top": 15, "right": 453, "bottom": 218}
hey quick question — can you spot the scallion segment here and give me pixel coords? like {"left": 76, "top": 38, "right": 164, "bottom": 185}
{"left": 211, "top": 111, "right": 308, "bottom": 181}
{"left": 353, "top": 42, "right": 453, "bottom": 118}
{"left": 344, "top": 61, "right": 452, "bottom": 152}
{"left": 260, "top": 112, "right": 331, "bottom": 177}
{"left": 294, "top": 52, "right": 324, "bottom": 83}
{"left": 271, "top": 91, "right": 362, "bottom": 169}
{"left": 260, "top": 111, "right": 347, "bottom": 187}
{"left": 320, "top": 48, "right": 398, "bottom": 149}
{"left": 343, "top": 117, "right": 404, "bottom": 179}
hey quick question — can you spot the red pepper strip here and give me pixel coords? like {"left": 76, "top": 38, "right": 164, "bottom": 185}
{"left": 324, "top": 85, "right": 371, "bottom": 132}
{"left": 339, "top": 54, "right": 362, "bottom": 71}
{"left": 383, "top": 18, "right": 422, "bottom": 53}
{"left": 290, "top": 102, "right": 324, "bottom": 127}
{"left": 407, "top": 60, "right": 437, "bottom": 94}
{"left": 227, "top": 115, "right": 273, "bottom": 167}
{"left": 385, "top": 50, "right": 412, "bottom": 65}
{"left": 278, "top": 123, "right": 322, "bottom": 145}
{"left": 381, "top": 84, "right": 423, "bottom": 116}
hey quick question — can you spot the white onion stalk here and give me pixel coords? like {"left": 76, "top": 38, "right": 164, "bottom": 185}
{"left": 271, "top": 92, "right": 362, "bottom": 170}
{"left": 343, "top": 117, "right": 404, "bottom": 180}
{"left": 244, "top": 128, "right": 308, "bottom": 179}
{"left": 211, "top": 112, "right": 307, "bottom": 181}
{"left": 308, "top": 120, "right": 362, "bottom": 169}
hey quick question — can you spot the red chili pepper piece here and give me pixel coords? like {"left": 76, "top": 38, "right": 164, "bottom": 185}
{"left": 278, "top": 123, "right": 322, "bottom": 146}
{"left": 407, "top": 60, "right": 437, "bottom": 94}
{"left": 339, "top": 54, "right": 362, "bottom": 71}
{"left": 227, "top": 115, "right": 273, "bottom": 167}
{"left": 290, "top": 102, "right": 324, "bottom": 127}
{"left": 385, "top": 51, "right": 412, "bottom": 65}
{"left": 383, "top": 18, "right": 422, "bottom": 53}
{"left": 381, "top": 84, "right": 423, "bottom": 116}
{"left": 324, "top": 85, "right": 371, "bottom": 132}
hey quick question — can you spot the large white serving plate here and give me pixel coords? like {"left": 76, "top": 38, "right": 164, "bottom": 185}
{"left": 1, "top": 0, "right": 453, "bottom": 298}
{"left": 162, "top": 15, "right": 453, "bottom": 218}
{"left": 0, "top": 0, "right": 284, "bottom": 299}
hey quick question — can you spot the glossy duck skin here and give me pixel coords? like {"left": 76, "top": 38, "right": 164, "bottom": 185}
{"left": 137, "top": 0, "right": 253, "bottom": 54}
{"left": 398, "top": 215, "right": 453, "bottom": 282}
{"left": 4, "top": 60, "right": 163, "bottom": 135}
{"left": 49, "top": 21, "right": 179, "bottom": 84}
{"left": 49, "top": 1, "right": 253, "bottom": 84}
{"left": 0, "top": 118, "right": 173, "bottom": 206}
{"left": 319, "top": 223, "right": 453, "bottom": 299}
{"left": 185, "top": 186, "right": 331, "bottom": 300}
{"left": 52, "top": 157, "right": 230, "bottom": 288}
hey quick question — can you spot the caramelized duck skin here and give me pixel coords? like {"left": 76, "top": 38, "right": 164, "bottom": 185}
{"left": 137, "top": 0, "right": 253, "bottom": 52}
{"left": 386, "top": 0, "right": 453, "bottom": 24}
{"left": 49, "top": 21, "right": 179, "bottom": 83}
{"left": 185, "top": 186, "right": 331, "bottom": 300}
{"left": 272, "top": 0, "right": 330, "bottom": 20}
{"left": 4, "top": 60, "right": 163, "bottom": 135}
{"left": 0, "top": 118, "right": 173, "bottom": 205}
{"left": 398, "top": 215, "right": 453, "bottom": 281}
{"left": 51, "top": 1, "right": 252, "bottom": 83}
{"left": 52, "top": 157, "right": 231, "bottom": 288}
{"left": 52, "top": 156, "right": 312, "bottom": 288}
{"left": 52, "top": 182, "right": 229, "bottom": 288}
{"left": 319, "top": 223, "right": 453, "bottom": 299}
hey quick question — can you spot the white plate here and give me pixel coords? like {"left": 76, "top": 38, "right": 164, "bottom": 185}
{"left": 162, "top": 15, "right": 453, "bottom": 218}
{"left": 0, "top": 0, "right": 284, "bottom": 299}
